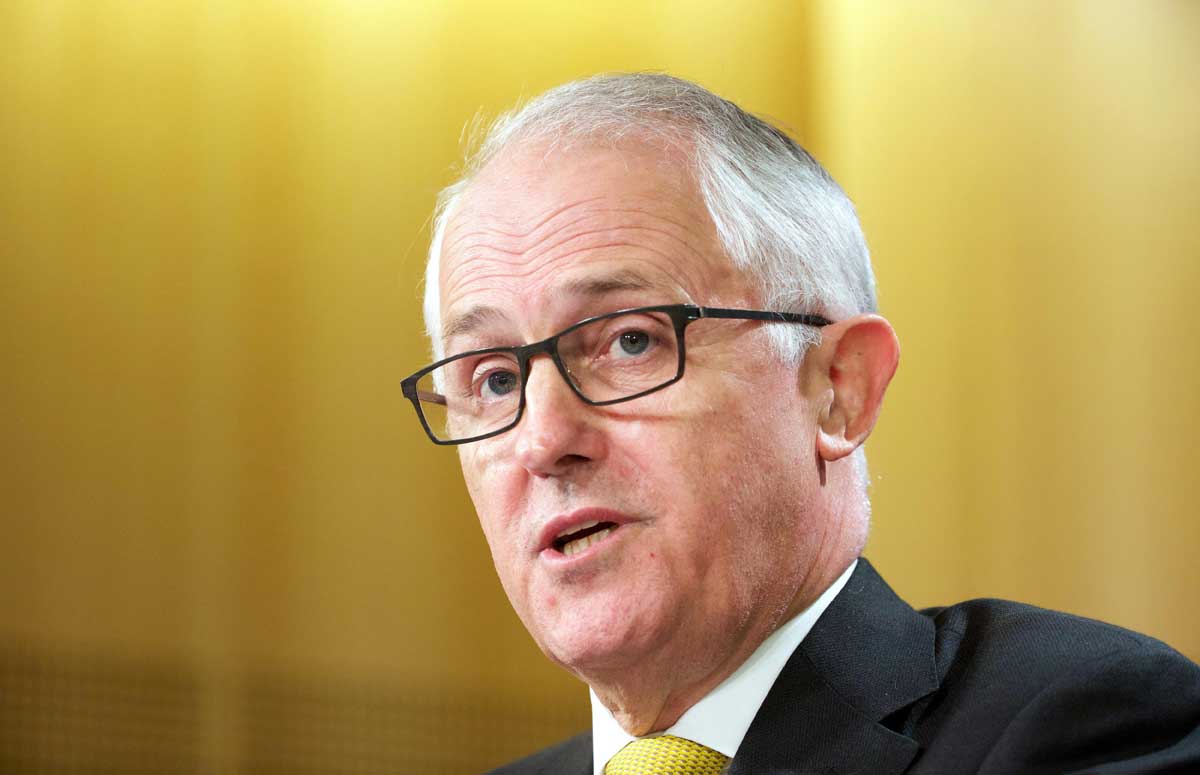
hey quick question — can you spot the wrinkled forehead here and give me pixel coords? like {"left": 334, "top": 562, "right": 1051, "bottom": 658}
{"left": 436, "top": 140, "right": 752, "bottom": 344}
{"left": 445, "top": 137, "right": 704, "bottom": 245}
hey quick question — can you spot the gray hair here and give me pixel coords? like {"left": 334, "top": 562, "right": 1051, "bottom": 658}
{"left": 422, "top": 73, "right": 877, "bottom": 503}
{"left": 424, "top": 72, "right": 877, "bottom": 362}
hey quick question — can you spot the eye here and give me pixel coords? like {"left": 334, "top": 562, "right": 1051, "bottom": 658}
{"left": 589, "top": 314, "right": 673, "bottom": 363}
{"left": 475, "top": 366, "right": 519, "bottom": 400}
{"left": 615, "top": 330, "right": 651, "bottom": 356}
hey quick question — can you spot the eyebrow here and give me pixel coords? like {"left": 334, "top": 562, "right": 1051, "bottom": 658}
{"left": 441, "top": 269, "right": 660, "bottom": 344}
{"left": 561, "top": 269, "right": 655, "bottom": 297}
{"left": 442, "top": 305, "right": 507, "bottom": 342}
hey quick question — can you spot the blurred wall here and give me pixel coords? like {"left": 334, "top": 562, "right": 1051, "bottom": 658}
{"left": 816, "top": 1, "right": 1200, "bottom": 650}
{"left": 0, "top": 1, "right": 1196, "bottom": 773}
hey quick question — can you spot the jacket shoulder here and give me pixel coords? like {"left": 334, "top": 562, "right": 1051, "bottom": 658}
{"left": 921, "top": 596, "right": 1186, "bottom": 673}
{"left": 484, "top": 731, "right": 592, "bottom": 775}
{"left": 911, "top": 597, "right": 1200, "bottom": 773}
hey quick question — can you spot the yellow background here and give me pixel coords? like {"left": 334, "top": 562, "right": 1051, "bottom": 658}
{"left": 2, "top": 2, "right": 1197, "bottom": 772}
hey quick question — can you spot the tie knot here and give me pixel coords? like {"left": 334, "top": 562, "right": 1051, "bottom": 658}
{"left": 604, "top": 734, "right": 729, "bottom": 775}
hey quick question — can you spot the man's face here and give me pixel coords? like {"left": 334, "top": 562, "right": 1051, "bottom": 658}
{"left": 437, "top": 141, "right": 831, "bottom": 680}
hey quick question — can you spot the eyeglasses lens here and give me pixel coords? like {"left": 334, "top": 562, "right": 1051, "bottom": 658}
{"left": 416, "top": 309, "right": 680, "bottom": 443}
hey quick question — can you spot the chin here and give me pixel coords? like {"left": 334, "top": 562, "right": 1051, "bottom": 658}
{"left": 532, "top": 598, "right": 672, "bottom": 675}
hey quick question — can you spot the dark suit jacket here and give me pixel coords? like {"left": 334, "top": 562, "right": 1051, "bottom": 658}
{"left": 487, "top": 558, "right": 1200, "bottom": 775}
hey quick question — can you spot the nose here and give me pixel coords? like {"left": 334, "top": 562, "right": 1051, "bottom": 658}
{"left": 513, "top": 356, "right": 605, "bottom": 477}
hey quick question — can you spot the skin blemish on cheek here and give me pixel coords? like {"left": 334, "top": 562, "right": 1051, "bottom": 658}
{"left": 649, "top": 552, "right": 656, "bottom": 559}
{"left": 830, "top": 365, "right": 842, "bottom": 382}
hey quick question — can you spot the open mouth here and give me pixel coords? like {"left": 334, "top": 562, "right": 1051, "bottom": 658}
{"left": 552, "top": 520, "right": 618, "bottom": 557}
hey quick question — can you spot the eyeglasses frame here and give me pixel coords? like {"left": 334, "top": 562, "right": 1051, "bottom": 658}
{"left": 401, "top": 303, "right": 833, "bottom": 446}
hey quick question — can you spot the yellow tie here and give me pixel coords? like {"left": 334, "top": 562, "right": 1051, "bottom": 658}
{"left": 604, "top": 734, "right": 730, "bottom": 775}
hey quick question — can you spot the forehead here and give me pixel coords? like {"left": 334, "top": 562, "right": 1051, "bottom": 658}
{"left": 437, "top": 140, "right": 751, "bottom": 343}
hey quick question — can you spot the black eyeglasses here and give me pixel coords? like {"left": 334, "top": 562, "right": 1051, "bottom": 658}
{"left": 401, "top": 304, "right": 832, "bottom": 445}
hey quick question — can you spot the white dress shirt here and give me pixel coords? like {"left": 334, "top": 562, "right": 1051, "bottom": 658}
{"left": 591, "top": 560, "right": 857, "bottom": 774}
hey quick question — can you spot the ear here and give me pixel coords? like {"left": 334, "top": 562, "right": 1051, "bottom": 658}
{"left": 805, "top": 314, "right": 900, "bottom": 462}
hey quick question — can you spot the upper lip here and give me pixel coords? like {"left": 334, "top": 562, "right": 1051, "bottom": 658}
{"left": 536, "top": 507, "right": 636, "bottom": 554}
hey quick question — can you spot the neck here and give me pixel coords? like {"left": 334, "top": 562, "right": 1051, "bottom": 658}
{"left": 586, "top": 553, "right": 854, "bottom": 736}
{"left": 589, "top": 622, "right": 763, "bottom": 735}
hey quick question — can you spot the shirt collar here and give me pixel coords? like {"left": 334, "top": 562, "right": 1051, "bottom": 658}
{"left": 590, "top": 560, "right": 857, "bottom": 774}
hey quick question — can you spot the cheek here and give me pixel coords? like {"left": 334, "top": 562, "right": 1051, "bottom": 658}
{"left": 613, "top": 418, "right": 695, "bottom": 493}
{"left": 615, "top": 389, "right": 758, "bottom": 509}
{"left": 461, "top": 452, "right": 524, "bottom": 546}
{"left": 651, "top": 389, "right": 808, "bottom": 540}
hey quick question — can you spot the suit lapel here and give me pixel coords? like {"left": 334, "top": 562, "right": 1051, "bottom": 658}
{"left": 728, "top": 559, "right": 938, "bottom": 775}
{"left": 532, "top": 731, "right": 592, "bottom": 775}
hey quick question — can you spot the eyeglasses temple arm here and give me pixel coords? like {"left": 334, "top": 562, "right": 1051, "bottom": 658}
{"left": 417, "top": 390, "right": 447, "bottom": 406}
{"left": 695, "top": 306, "right": 832, "bottom": 327}
{"left": 403, "top": 380, "right": 448, "bottom": 406}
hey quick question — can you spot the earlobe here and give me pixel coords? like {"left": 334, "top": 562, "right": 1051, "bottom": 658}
{"left": 813, "top": 315, "right": 900, "bottom": 462}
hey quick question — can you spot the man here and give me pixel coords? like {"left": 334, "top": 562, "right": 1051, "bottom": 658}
{"left": 402, "top": 74, "right": 1200, "bottom": 774}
